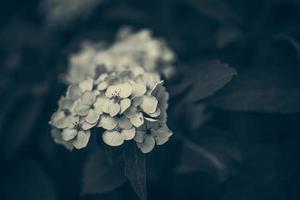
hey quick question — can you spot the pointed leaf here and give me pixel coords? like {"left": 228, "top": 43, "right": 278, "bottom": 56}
{"left": 123, "top": 142, "right": 147, "bottom": 200}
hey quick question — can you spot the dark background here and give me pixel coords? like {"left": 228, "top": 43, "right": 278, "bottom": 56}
{"left": 1, "top": 0, "right": 300, "bottom": 199}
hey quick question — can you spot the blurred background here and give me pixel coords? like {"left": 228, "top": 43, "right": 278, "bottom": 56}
{"left": 1, "top": 0, "right": 300, "bottom": 199}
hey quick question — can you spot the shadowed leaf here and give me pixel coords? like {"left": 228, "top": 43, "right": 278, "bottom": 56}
{"left": 185, "top": 60, "right": 237, "bottom": 102}
{"left": 82, "top": 147, "right": 126, "bottom": 195}
{"left": 123, "top": 142, "right": 147, "bottom": 200}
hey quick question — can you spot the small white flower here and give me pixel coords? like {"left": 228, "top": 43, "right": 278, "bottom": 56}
{"left": 134, "top": 122, "right": 173, "bottom": 153}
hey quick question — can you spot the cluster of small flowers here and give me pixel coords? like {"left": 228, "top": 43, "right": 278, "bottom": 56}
{"left": 66, "top": 28, "right": 176, "bottom": 84}
{"left": 50, "top": 67, "right": 173, "bottom": 153}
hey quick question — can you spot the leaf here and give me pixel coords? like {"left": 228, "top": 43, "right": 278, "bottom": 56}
{"left": 123, "top": 142, "right": 147, "bottom": 200}
{"left": 3, "top": 159, "right": 58, "bottom": 200}
{"left": 274, "top": 34, "right": 300, "bottom": 63}
{"left": 177, "top": 127, "right": 242, "bottom": 182}
{"left": 1, "top": 97, "right": 44, "bottom": 157}
{"left": 182, "top": 0, "right": 238, "bottom": 24}
{"left": 221, "top": 145, "right": 288, "bottom": 200}
{"left": 209, "top": 67, "right": 300, "bottom": 113}
{"left": 82, "top": 147, "right": 126, "bottom": 195}
{"left": 185, "top": 60, "right": 237, "bottom": 102}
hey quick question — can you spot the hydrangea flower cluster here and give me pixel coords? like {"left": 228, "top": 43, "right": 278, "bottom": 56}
{"left": 50, "top": 67, "right": 173, "bottom": 153}
{"left": 66, "top": 28, "right": 176, "bottom": 84}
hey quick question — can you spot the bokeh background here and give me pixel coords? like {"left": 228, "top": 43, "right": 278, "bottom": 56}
{"left": 1, "top": 0, "right": 300, "bottom": 200}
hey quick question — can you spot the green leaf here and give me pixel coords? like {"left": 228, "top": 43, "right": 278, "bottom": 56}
{"left": 82, "top": 147, "right": 126, "bottom": 195}
{"left": 185, "top": 60, "right": 237, "bottom": 102}
{"left": 123, "top": 142, "right": 147, "bottom": 200}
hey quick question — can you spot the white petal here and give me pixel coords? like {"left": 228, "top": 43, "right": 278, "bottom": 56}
{"left": 79, "top": 78, "right": 93, "bottom": 92}
{"left": 85, "top": 109, "right": 100, "bottom": 124}
{"left": 134, "top": 130, "right": 145, "bottom": 143}
{"left": 97, "top": 81, "right": 108, "bottom": 91}
{"left": 119, "top": 82, "right": 132, "bottom": 98}
{"left": 102, "top": 131, "right": 124, "bottom": 146}
{"left": 131, "top": 82, "right": 147, "bottom": 97}
{"left": 59, "top": 98, "right": 75, "bottom": 111}
{"left": 140, "top": 95, "right": 158, "bottom": 114}
{"left": 121, "top": 128, "right": 136, "bottom": 140}
{"left": 74, "top": 104, "right": 90, "bottom": 116}
{"left": 99, "top": 115, "right": 118, "bottom": 130}
{"left": 81, "top": 121, "right": 97, "bottom": 130}
{"left": 65, "top": 115, "right": 79, "bottom": 128}
{"left": 148, "top": 108, "right": 161, "bottom": 118}
{"left": 144, "top": 117, "right": 158, "bottom": 122}
{"left": 108, "top": 101, "right": 120, "bottom": 117}
{"left": 136, "top": 135, "right": 155, "bottom": 153}
{"left": 67, "top": 85, "right": 82, "bottom": 100}
{"left": 124, "top": 106, "right": 138, "bottom": 118}
{"left": 154, "top": 136, "right": 170, "bottom": 145}
{"left": 129, "top": 112, "right": 144, "bottom": 127}
{"left": 51, "top": 129, "right": 74, "bottom": 151}
{"left": 62, "top": 128, "right": 77, "bottom": 141}
{"left": 120, "top": 98, "right": 131, "bottom": 114}
{"left": 118, "top": 116, "right": 132, "bottom": 129}
{"left": 81, "top": 91, "right": 96, "bottom": 106}
{"left": 105, "top": 85, "right": 120, "bottom": 98}
{"left": 50, "top": 111, "right": 67, "bottom": 129}
{"left": 73, "top": 130, "right": 91, "bottom": 149}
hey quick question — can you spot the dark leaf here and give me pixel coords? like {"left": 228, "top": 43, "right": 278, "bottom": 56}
{"left": 177, "top": 127, "right": 242, "bottom": 182}
{"left": 182, "top": 0, "right": 238, "bottom": 24}
{"left": 1, "top": 96, "right": 44, "bottom": 157}
{"left": 3, "top": 159, "right": 58, "bottom": 200}
{"left": 185, "top": 60, "right": 237, "bottom": 102}
{"left": 82, "top": 147, "right": 126, "bottom": 195}
{"left": 123, "top": 142, "right": 147, "bottom": 200}
{"left": 221, "top": 145, "right": 288, "bottom": 200}
{"left": 209, "top": 67, "right": 300, "bottom": 113}
{"left": 274, "top": 34, "right": 300, "bottom": 63}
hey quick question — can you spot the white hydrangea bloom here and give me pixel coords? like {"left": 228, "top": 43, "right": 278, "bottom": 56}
{"left": 50, "top": 66, "right": 173, "bottom": 153}
{"left": 66, "top": 28, "right": 176, "bottom": 84}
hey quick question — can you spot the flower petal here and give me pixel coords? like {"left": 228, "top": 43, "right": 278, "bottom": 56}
{"left": 85, "top": 109, "right": 100, "bottom": 124}
{"left": 105, "top": 85, "right": 120, "bottom": 98}
{"left": 62, "top": 128, "right": 77, "bottom": 141}
{"left": 97, "top": 81, "right": 108, "bottom": 91}
{"left": 131, "top": 82, "right": 146, "bottom": 97}
{"left": 148, "top": 107, "right": 161, "bottom": 118}
{"left": 120, "top": 98, "right": 131, "bottom": 114}
{"left": 119, "top": 82, "right": 132, "bottom": 98}
{"left": 81, "top": 91, "right": 96, "bottom": 106}
{"left": 140, "top": 95, "right": 158, "bottom": 114}
{"left": 118, "top": 116, "right": 132, "bottom": 129}
{"left": 74, "top": 104, "right": 90, "bottom": 116}
{"left": 102, "top": 131, "right": 124, "bottom": 146}
{"left": 67, "top": 85, "right": 82, "bottom": 100}
{"left": 50, "top": 111, "right": 67, "bottom": 129}
{"left": 81, "top": 121, "right": 97, "bottom": 130}
{"left": 99, "top": 115, "right": 118, "bottom": 130}
{"left": 59, "top": 98, "right": 75, "bottom": 111}
{"left": 73, "top": 130, "right": 91, "bottom": 149}
{"left": 79, "top": 78, "right": 93, "bottom": 92}
{"left": 65, "top": 115, "right": 79, "bottom": 128}
{"left": 108, "top": 101, "right": 120, "bottom": 117}
{"left": 137, "top": 135, "right": 155, "bottom": 153}
{"left": 121, "top": 128, "right": 136, "bottom": 140}
{"left": 129, "top": 112, "right": 144, "bottom": 127}
{"left": 51, "top": 129, "right": 73, "bottom": 151}
{"left": 134, "top": 130, "right": 145, "bottom": 143}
